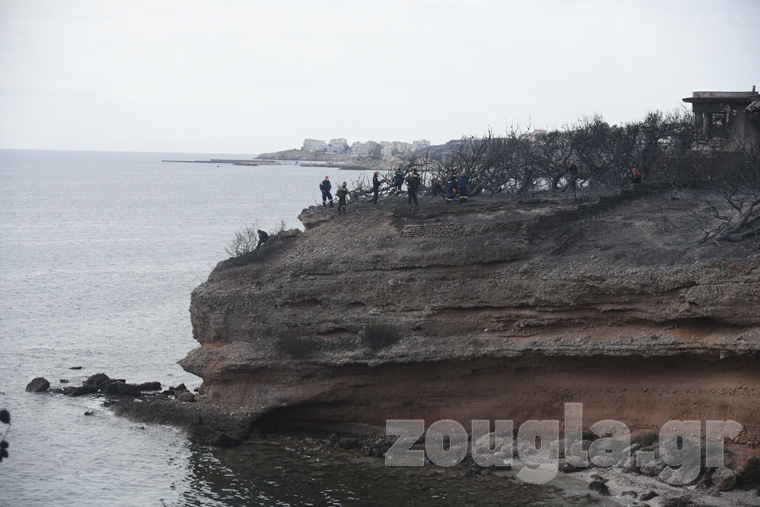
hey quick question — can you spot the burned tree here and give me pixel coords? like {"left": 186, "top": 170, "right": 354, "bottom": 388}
{"left": 700, "top": 142, "right": 760, "bottom": 243}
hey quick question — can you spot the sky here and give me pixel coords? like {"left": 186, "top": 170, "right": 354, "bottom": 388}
{"left": 0, "top": 0, "right": 758, "bottom": 154}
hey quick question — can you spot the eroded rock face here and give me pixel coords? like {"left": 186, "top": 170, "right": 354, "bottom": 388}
{"left": 180, "top": 188, "right": 760, "bottom": 446}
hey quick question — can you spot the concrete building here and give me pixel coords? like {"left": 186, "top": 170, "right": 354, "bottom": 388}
{"left": 303, "top": 138, "right": 328, "bottom": 152}
{"left": 682, "top": 88, "right": 760, "bottom": 148}
{"left": 327, "top": 138, "right": 349, "bottom": 154}
{"left": 413, "top": 139, "right": 431, "bottom": 151}
{"left": 351, "top": 141, "right": 380, "bottom": 157}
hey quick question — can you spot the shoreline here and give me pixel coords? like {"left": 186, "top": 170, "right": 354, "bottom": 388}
{"left": 105, "top": 393, "right": 760, "bottom": 506}
{"left": 26, "top": 370, "right": 760, "bottom": 505}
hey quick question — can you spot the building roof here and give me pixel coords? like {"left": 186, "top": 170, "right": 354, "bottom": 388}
{"left": 683, "top": 90, "right": 759, "bottom": 104}
{"left": 747, "top": 100, "right": 760, "bottom": 113}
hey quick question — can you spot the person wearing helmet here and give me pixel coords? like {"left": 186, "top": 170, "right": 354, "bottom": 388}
{"left": 446, "top": 170, "right": 458, "bottom": 204}
{"left": 405, "top": 168, "right": 420, "bottom": 207}
{"left": 336, "top": 181, "right": 350, "bottom": 215}
{"left": 457, "top": 172, "right": 470, "bottom": 203}
{"left": 319, "top": 175, "right": 333, "bottom": 207}
{"left": 393, "top": 165, "right": 404, "bottom": 192}
{"left": 372, "top": 171, "right": 381, "bottom": 204}
{"left": 630, "top": 167, "right": 642, "bottom": 184}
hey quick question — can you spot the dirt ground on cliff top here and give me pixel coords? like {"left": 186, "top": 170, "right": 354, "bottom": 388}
{"left": 299, "top": 184, "right": 760, "bottom": 271}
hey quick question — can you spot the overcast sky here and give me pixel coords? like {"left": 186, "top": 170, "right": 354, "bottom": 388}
{"left": 0, "top": 0, "right": 758, "bottom": 154}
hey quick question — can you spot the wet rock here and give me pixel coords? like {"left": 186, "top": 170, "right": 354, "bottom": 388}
{"left": 662, "top": 496, "right": 697, "bottom": 507}
{"left": 620, "top": 442, "right": 641, "bottom": 461}
{"left": 619, "top": 455, "right": 639, "bottom": 474}
{"left": 558, "top": 458, "right": 584, "bottom": 473}
{"left": 588, "top": 479, "right": 610, "bottom": 496}
{"left": 658, "top": 462, "right": 700, "bottom": 486}
{"left": 84, "top": 373, "right": 110, "bottom": 388}
{"left": 711, "top": 466, "right": 736, "bottom": 491}
{"left": 104, "top": 382, "right": 142, "bottom": 396}
{"left": 639, "top": 456, "right": 666, "bottom": 477}
{"left": 71, "top": 385, "right": 99, "bottom": 397}
{"left": 640, "top": 491, "right": 658, "bottom": 501}
{"left": 176, "top": 391, "right": 195, "bottom": 403}
{"left": 566, "top": 439, "right": 592, "bottom": 467}
{"left": 365, "top": 441, "right": 392, "bottom": 458}
{"left": 138, "top": 381, "right": 162, "bottom": 392}
{"left": 25, "top": 377, "right": 50, "bottom": 393}
{"left": 473, "top": 432, "right": 512, "bottom": 465}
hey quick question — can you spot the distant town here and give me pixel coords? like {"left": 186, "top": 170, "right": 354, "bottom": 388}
{"left": 302, "top": 138, "right": 431, "bottom": 157}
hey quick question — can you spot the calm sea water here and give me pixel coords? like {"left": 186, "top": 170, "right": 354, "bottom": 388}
{"left": 0, "top": 150, "right": 380, "bottom": 506}
{"left": 0, "top": 150, "right": 582, "bottom": 506}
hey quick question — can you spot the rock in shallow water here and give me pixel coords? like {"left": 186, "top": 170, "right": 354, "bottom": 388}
{"left": 25, "top": 377, "right": 50, "bottom": 393}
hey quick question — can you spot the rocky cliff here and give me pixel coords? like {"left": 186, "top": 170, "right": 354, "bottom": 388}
{"left": 180, "top": 186, "right": 760, "bottom": 451}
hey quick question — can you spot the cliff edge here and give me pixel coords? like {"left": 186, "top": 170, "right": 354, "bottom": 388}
{"left": 180, "top": 186, "right": 760, "bottom": 451}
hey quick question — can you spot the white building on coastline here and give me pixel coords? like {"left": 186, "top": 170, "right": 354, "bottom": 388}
{"left": 304, "top": 137, "right": 431, "bottom": 157}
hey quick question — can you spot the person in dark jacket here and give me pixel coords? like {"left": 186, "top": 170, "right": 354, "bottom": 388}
{"left": 457, "top": 172, "right": 470, "bottom": 203}
{"left": 405, "top": 169, "right": 420, "bottom": 207}
{"left": 319, "top": 176, "right": 333, "bottom": 207}
{"left": 446, "top": 171, "right": 458, "bottom": 204}
{"left": 336, "top": 182, "right": 350, "bottom": 215}
{"left": 256, "top": 229, "right": 268, "bottom": 248}
{"left": 372, "top": 171, "right": 381, "bottom": 204}
{"left": 393, "top": 166, "right": 405, "bottom": 191}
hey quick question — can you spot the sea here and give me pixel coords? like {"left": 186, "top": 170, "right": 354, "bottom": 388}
{"left": 0, "top": 150, "right": 585, "bottom": 506}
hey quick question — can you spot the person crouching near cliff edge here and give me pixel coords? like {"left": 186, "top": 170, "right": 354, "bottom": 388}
{"left": 256, "top": 229, "right": 268, "bottom": 249}
{"left": 336, "top": 182, "right": 350, "bottom": 215}
{"left": 320, "top": 176, "right": 334, "bottom": 207}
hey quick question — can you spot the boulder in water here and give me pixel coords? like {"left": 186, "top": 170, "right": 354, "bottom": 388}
{"left": 25, "top": 377, "right": 50, "bottom": 393}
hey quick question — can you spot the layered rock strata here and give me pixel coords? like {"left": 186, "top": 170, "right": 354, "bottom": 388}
{"left": 181, "top": 188, "right": 760, "bottom": 450}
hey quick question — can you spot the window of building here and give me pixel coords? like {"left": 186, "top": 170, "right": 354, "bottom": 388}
{"left": 709, "top": 112, "right": 728, "bottom": 139}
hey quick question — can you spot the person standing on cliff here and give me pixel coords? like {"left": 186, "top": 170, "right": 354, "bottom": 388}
{"left": 405, "top": 169, "right": 420, "bottom": 207}
{"left": 446, "top": 170, "right": 458, "bottom": 204}
{"left": 336, "top": 182, "right": 350, "bottom": 215}
{"left": 319, "top": 176, "right": 333, "bottom": 207}
{"left": 372, "top": 171, "right": 381, "bottom": 204}
{"left": 457, "top": 172, "right": 470, "bottom": 203}
{"left": 393, "top": 165, "right": 405, "bottom": 192}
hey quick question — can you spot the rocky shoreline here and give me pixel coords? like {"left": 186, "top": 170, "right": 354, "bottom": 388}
{"left": 27, "top": 369, "right": 760, "bottom": 505}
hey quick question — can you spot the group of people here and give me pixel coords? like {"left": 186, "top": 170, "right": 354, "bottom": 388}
{"left": 320, "top": 165, "right": 472, "bottom": 214}
{"left": 430, "top": 167, "right": 469, "bottom": 203}
{"left": 319, "top": 176, "right": 351, "bottom": 215}
{"left": 391, "top": 165, "right": 421, "bottom": 206}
